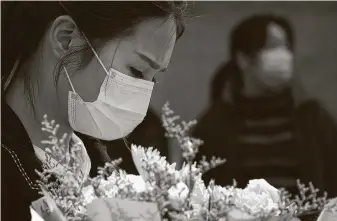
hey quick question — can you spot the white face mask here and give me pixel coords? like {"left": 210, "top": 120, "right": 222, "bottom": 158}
{"left": 64, "top": 39, "right": 154, "bottom": 141}
{"left": 260, "top": 48, "right": 293, "bottom": 75}
{"left": 258, "top": 47, "right": 294, "bottom": 88}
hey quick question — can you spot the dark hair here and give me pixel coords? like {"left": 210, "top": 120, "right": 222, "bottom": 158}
{"left": 1, "top": 1, "right": 188, "bottom": 106}
{"left": 211, "top": 14, "right": 294, "bottom": 103}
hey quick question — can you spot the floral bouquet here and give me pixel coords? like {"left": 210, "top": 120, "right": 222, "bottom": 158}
{"left": 32, "top": 102, "right": 335, "bottom": 221}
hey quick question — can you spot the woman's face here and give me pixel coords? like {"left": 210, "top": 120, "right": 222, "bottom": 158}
{"left": 44, "top": 16, "right": 176, "bottom": 129}
{"left": 251, "top": 23, "right": 294, "bottom": 91}
{"left": 54, "top": 16, "right": 177, "bottom": 119}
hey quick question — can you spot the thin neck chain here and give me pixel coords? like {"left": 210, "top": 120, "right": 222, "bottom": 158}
{"left": 2, "top": 144, "right": 39, "bottom": 190}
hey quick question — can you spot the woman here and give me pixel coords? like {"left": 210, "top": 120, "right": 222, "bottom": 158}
{"left": 193, "top": 14, "right": 337, "bottom": 196}
{"left": 1, "top": 1, "right": 188, "bottom": 220}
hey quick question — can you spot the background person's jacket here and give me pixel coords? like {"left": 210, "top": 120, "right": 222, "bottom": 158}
{"left": 193, "top": 91, "right": 337, "bottom": 197}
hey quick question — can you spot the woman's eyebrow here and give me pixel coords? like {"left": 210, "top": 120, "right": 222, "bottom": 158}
{"left": 136, "top": 51, "right": 166, "bottom": 70}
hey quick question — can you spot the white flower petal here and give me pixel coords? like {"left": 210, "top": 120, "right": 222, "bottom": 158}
{"left": 190, "top": 175, "right": 209, "bottom": 208}
{"left": 317, "top": 207, "right": 337, "bottom": 221}
{"left": 131, "top": 145, "right": 149, "bottom": 181}
{"left": 30, "top": 207, "right": 44, "bottom": 221}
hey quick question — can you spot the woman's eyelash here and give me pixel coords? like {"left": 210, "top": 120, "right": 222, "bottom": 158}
{"left": 129, "top": 66, "right": 157, "bottom": 83}
{"left": 130, "top": 67, "right": 144, "bottom": 79}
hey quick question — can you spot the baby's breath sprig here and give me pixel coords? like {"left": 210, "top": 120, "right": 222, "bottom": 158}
{"left": 161, "top": 102, "right": 225, "bottom": 176}
{"left": 36, "top": 115, "right": 88, "bottom": 221}
{"left": 161, "top": 101, "right": 203, "bottom": 163}
{"left": 40, "top": 115, "right": 69, "bottom": 168}
{"left": 97, "top": 158, "right": 123, "bottom": 178}
{"left": 161, "top": 102, "right": 230, "bottom": 220}
{"left": 293, "top": 180, "right": 328, "bottom": 216}
{"left": 279, "top": 180, "right": 329, "bottom": 218}
{"left": 198, "top": 155, "right": 227, "bottom": 174}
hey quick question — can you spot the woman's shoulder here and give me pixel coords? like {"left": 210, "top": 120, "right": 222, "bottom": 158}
{"left": 2, "top": 146, "right": 22, "bottom": 176}
{"left": 194, "top": 101, "right": 234, "bottom": 129}
{"left": 1, "top": 147, "right": 37, "bottom": 190}
{"left": 1, "top": 147, "right": 40, "bottom": 220}
{"left": 295, "top": 100, "right": 337, "bottom": 127}
{"left": 296, "top": 99, "right": 321, "bottom": 114}
{"left": 192, "top": 101, "right": 235, "bottom": 145}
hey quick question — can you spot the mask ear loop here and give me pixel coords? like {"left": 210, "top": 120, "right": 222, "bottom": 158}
{"left": 104, "top": 40, "right": 121, "bottom": 98}
{"left": 82, "top": 34, "right": 110, "bottom": 75}
{"left": 82, "top": 33, "right": 120, "bottom": 98}
{"left": 63, "top": 67, "right": 76, "bottom": 93}
{"left": 109, "top": 40, "right": 121, "bottom": 71}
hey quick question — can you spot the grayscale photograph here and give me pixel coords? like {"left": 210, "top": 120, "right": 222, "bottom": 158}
{"left": 1, "top": 1, "right": 337, "bottom": 221}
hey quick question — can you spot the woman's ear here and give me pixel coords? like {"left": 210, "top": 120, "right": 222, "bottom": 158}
{"left": 49, "top": 15, "right": 84, "bottom": 58}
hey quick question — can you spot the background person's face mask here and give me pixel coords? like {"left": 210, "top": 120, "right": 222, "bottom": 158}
{"left": 64, "top": 39, "right": 154, "bottom": 141}
{"left": 256, "top": 47, "right": 294, "bottom": 89}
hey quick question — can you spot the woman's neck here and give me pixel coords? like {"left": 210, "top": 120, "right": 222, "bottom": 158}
{"left": 241, "top": 78, "right": 289, "bottom": 98}
{"left": 241, "top": 81, "right": 267, "bottom": 98}
{"left": 5, "top": 76, "right": 73, "bottom": 151}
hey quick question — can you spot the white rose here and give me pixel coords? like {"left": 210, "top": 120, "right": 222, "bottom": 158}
{"left": 230, "top": 180, "right": 281, "bottom": 221}
{"left": 168, "top": 182, "right": 190, "bottom": 210}
{"left": 246, "top": 179, "right": 281, "bottom": 203}
{"left": 231, "top": 188, "right": 278, "bottom": 219}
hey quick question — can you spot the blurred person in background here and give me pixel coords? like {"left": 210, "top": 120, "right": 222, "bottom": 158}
{"left": 193, "top": 14, "right": 337, "bottom": 196}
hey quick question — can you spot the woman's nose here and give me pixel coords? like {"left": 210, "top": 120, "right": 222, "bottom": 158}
{"left": 143, "top": 70, "right": 157, "bottom": 83}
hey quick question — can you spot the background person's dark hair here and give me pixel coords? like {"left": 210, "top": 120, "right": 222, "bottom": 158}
{"left": 211, "top": 14, "right": 294, "bottom": 103}
{"left": 1, "top": 1, "right": 188, "bottom": 108}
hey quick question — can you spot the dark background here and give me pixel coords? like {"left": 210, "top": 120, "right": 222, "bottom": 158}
{"left": 147, "top": 1, "right": 337, "bottom": 157}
